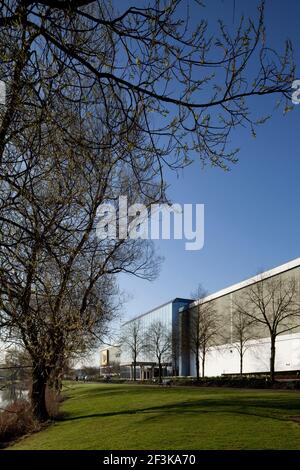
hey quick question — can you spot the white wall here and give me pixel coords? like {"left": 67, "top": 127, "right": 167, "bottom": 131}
{"left": 189, "top": 332, "right": 300, "bottom": 377}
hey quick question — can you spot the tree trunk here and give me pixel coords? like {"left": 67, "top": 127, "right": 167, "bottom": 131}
{"left": 270, "top": 338, "right": 276, "bottom": 382}
{"left": 49, "top": 365, "right": 63, "bottom": 392}
{"left": 201, "top": 353, "right": 205, "bottom": 378}
{"left": 133, "top": 355, "right": 137, "bottom": 381}
{"left": 240, "top": 350, "right": 243, "bottom": 377}
{"left": 196, "top": 352, "right": 200, "bottom": 381}
{"left": 54, "top": 376, "right": 62, "bottom": 392}
{"left": 31, "top": 365, "right": 49, "bottom": 422}
{"left": 158, "top": 360, "right": 162, "bottom": 383}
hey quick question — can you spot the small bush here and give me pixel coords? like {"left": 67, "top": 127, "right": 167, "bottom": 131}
{"left": 0, "top": 386, "right": 63, "bottom": 446}
{"left": 0, "top": 400, "right": 39, "bottom": 446}
{"left": 46, "top": 387, "right": 63, "bottom": 419}
{"left": 171, "top": 376, "right": 300, "bottom": 390}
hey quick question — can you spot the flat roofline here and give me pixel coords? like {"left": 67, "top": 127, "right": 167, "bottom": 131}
{"left": 188, "top": 256, "right": 300, "bottom": 309}
{"left": 122, "top": 297, "right": 193, "bottom": 326}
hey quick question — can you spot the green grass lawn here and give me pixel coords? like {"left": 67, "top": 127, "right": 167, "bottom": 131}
{"left": 8, "top": 383, "right": 300, "bottom": 450}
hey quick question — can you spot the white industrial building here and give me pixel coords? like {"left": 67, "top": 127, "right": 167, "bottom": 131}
{"left": 100, "top": 257, "right": 300, "bottom": 379}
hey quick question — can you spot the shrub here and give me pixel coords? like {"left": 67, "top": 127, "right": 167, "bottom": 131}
{"left": 0, "top": 400, "right": 39, "bottom": 446}
{"left": 171, "top": 376, "right": 300, "bottom": 390}
{"left": 45, "top": 387, "right": 63, "bottom": 419}
{"left": 0, "top": 385, "right": 63, "bottom": 447}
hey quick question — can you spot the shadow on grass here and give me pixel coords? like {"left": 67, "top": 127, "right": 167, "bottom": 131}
{"left": 61, "top": 395, "right": 300, "bottom": 425}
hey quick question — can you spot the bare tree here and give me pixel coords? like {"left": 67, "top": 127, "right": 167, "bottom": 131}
{"left": 120, "top": 319, "right": 145, "bottom": 381}
{"left": 80, "top": 366, "right": 100, "bottom": 381}
{"left": 0, "top": 1, "right": 295, "bottom": 175}
{"left": 145, "top": 321, "right": 172, "bottom": 383}
{"left": 3, "top": 346, "right": 32, "bottom": 382}
{"left": 235, "top": 274, "right": 300, "bottom": 381}
{"left": 106, "top": 361, "right": 121, "bottom": 377}
{"left": 189, "top": 286, "right": 218, "bottom": 380}
{"left": 0, "top": 106, "right": 161, "bottom": 420}
{"left": 230, "top": 307, "right": 256, "bottom": 376}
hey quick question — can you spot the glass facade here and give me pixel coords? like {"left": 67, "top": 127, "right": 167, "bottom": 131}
{"left": 120, "top": 298, "right": 192, "bottom": 378}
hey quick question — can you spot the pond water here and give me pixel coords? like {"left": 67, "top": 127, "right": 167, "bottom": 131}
{"left": 0, "top": 383, "right": 29, "bottom": 409}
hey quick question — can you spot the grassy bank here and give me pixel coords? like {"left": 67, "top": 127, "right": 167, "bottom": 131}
{"left": 8, "top": 383, "right": 300, "bottom": 450}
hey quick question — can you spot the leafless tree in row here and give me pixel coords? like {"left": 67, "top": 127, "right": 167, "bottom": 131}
{"left": 189, "top": 285, "right": 218, "bottom": 379}
{"left": 235, "top": 274, "right": 300, "bottom": 381}
{"left": 230, "top": 303, "right": 256, "bottom": 376}
{"left": 119, "top": 319, "right": 145, "bottom": 381}
{"left": 145, "top": 321, "right": 172, "bottom": 383}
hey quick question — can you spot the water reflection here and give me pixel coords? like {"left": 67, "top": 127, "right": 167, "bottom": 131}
{"left": 0, "top": 383, "right": 29, "bottom": 409}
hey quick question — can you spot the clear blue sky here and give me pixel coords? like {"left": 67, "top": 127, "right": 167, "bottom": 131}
{"left": 118, "top": 0, "right": 300, "bottom": 322}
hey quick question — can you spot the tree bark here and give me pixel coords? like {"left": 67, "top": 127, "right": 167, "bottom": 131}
{"left": 270, "top": 338, "right": 276, "bottom": 382}
{"left": 201, "top": 353, "right": 205, "bottom": 378}
{"left": 158, "top": 360, "right": 162, "bottom": 383}
{"left": 240, "top": 347, "right": 243, "bottom": 377}
{"left": 133, "top": 354, "right": 137, "bottom": 381}
{"left": 31, "top": 364, "right": 49, "bottom": 422}
{"left": 196, "top": 352, "right": 200, "bottom": 381}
